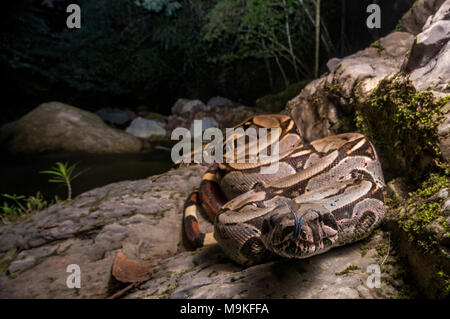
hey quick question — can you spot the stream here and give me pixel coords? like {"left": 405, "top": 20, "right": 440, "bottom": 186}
{"left": 0, "top": 150, "right": 173, "bottom": 203}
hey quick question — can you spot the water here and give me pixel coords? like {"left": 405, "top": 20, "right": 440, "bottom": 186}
{"left": 0, "top": 151, "right": 173, "bottom": 202}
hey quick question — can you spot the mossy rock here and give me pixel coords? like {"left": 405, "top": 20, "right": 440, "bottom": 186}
{"left": 0, "top": 102, "right": 144, "bottom": 154}
{"left": 353, "top": 75, "right": 450, "bottom": 179}
{"left": 385, "top": 170, "right": 450, "bottom": 298}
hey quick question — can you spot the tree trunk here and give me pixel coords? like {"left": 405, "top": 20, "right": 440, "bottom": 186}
{"left": 274, "top": 53, "right": 289, "bottom": 89}
{"left": 282, "top": 0, "right": 299, "bottom": 80}
{"left": 314, "top": 0, "right": 321, "bottom": 78}
{"left": 261, "top": 39, "right": 274, "bottom": 90}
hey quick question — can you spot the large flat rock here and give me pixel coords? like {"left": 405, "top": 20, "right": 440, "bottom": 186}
{"left": 0, "top": 166, "right": 402, "bottom": 299}
{"left": 0, "top": 166, "right": 207, "bottom": 298}
{"left": 126, "top": 234, "right": 398, "bottom": 299}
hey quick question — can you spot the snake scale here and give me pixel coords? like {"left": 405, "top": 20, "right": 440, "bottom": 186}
{"left": 183, "top": 114, "right": 386, "bottom": 266}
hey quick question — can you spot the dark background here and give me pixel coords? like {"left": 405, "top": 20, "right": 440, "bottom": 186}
{"left": 0, "top": 0, "right": 414, "bottom": 125}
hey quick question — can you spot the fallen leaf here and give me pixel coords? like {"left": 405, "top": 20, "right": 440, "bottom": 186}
{"left": 111, "top": 251, "right": 151, "bottom": 283}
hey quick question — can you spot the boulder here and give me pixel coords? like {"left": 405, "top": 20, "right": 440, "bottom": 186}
{"left": 206, "top": 96, "right": 232, "bottom": 109}
{"left": 288, "top": 0, "right": 450, "bottom": 168}
{"left": 424, "top": 0, "right": 450, "bottom": 28}
{"left": 405, "top": 3, "right": 450, "bottom": 159}
{"left": 438, "top": 102, "right": 450, "bottom": 161}
{"left": 127, "top": 232, "right": 400, "bottom": 299}
{"left": 189, "top": 117, "right": 220, "bottom": 138}
{"left": 384, "top": 184, "right": 450, "bottom": 298}
{"left": 0, "top": 167, "right": 207, "bottom": 298}
{"left": 442, "top": 198, "right": 450, "bottom": 215}
{"left": 326, "top": 57, "right": 342, "bottom": 73}
{"left": 288, "top": 31, "right": 415, "bottom": 143}
{"left": 166, "top": 115, "right": 188, "bottom": 132}
{"left": 405, "top": 20, "right": 450, "bottom": 70}
{"left": 125, "top": 117, "right": 167, "bottom": 139}
{"left": 96, "top": 108, "right": 131, "bottom": 126}
{"left": 408, "top": 25, "right": 450, "bottom": 96}
{"left": 0, "top": 102, "right": 143, "bottom": 154}
{"left": 386, "top": 178, "right": 410, "bottom": 200}
{"left": 171, "top": 99, "right": 206, "bottom": 115}
{"left": 405, "top": 2, "right": 450, "bottom": 96}
{"left": 0, "top": 166, "right": 403, "bottom": 299}
{"left": 398, "top": 0, "right": 446, "bottom": 35}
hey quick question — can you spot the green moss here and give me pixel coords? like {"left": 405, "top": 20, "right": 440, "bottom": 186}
{"left": 355, "top": 76, "right": 450, "bottom": 178}
{"left": 396, "top": 171, "right": 450, "bottom": 252}
{"left": 359, "top": 245, "right": 369, "bottom": 257}
{"left": 376, "top": 243, "right": 388, "bottom": 258}
{"left": 335, "top": 264, "right": 360, "bottom": 276}
{"left": 385, "top": 171, "right": 450, "bottom": 298}
{"left": 391, "top": 288, "right": 412, "bottom": 299}
{"left": 412, "top": 173, "right": 449, "bottom": 198}
{"left": 325, "top": 81, "right": 342, "bottom": 95}
{"left": 394, "top": 23, "right": 405, "bottom": 33}
{"left": 437, "top": 269, "right": 450, "bottom": 298}
{"left": 370, "top": 80, "right": 444, "bottom": 157}
{"left": 354, "top": 110, "right": 370, "bottom": 136}
{"left": 370, "top": 41, "right": 384, "bottom": 55}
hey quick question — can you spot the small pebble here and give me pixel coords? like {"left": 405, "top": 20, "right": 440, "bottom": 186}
{"left": 431, "top": 188, "right": 449, "bottom": 201}
{"left": 441, "top": 198, "right": 450, "bottom": 216}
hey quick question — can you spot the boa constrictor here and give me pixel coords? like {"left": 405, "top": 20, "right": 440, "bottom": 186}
{"left": 183, "top": 114, "right": 386, "bottom": 266}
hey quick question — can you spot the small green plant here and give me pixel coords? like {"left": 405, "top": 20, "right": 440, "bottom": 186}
{"left": 2, "top": 194, "right": 26, "bottom": 214}
{"left": 40, "top": 162, "right": 85, "bottom": 201}
{"left": 0, "top": 192, "right": 50, "bottom": 224}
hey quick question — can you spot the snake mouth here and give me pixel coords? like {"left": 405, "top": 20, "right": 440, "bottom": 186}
{"left": 261, "top": 204, "right": 339, "bottom": 258}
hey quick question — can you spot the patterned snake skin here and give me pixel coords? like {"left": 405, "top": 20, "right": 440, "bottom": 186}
{"left": 183, "top": 114, "right": 386, "bottom": 266}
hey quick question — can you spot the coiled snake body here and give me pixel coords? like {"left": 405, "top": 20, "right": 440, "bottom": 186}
{"left": 183, "top": 114, "right": 385, "bottom": 266}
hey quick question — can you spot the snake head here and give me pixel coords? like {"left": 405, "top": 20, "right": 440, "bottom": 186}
{"left": 260, "top": 203, "right": 339, "bottom": 259}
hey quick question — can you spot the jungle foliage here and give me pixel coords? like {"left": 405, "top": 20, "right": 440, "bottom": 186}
{"left": 1, "top": 0, "right": 413, "bottom": 120}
